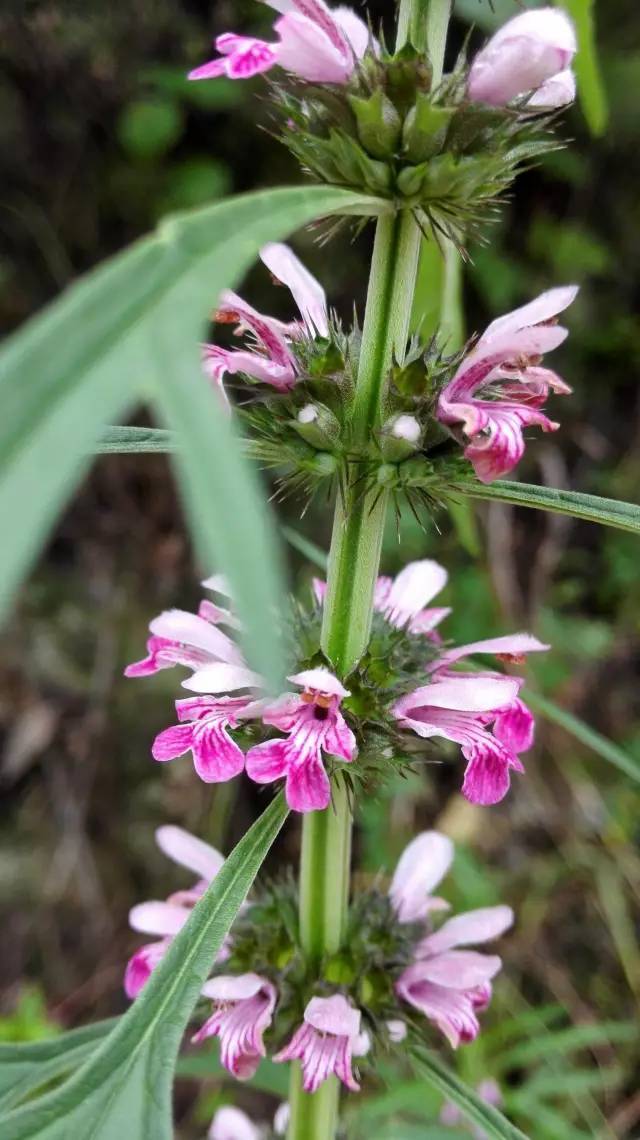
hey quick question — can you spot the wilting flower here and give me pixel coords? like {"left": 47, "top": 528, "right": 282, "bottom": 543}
{"left": 194, "top": 973, "right": 277, "bottom": 1079}
{"left": 208, "top": 1105, "right": 261, "bottom": 1140}
{"left": 125, "top": 826, "right": 224, "bottom": 997}
{"left": 392, "top": 834, "right": 513, "bottom": 1047}
{"left": 274, "top": 994, "right": 363, "bottom": 1092}
{"left": 246, "top": 667, "right": 357, "bottom": 812}
{"left": 437, "top": 285, "right": 578, "bottom": 482}
{"left": 204, "top": 243, "right": 328, "bottom": 399}
{"left": 441, "top": 1078, "right": 503, "bottom": 1138}
{"left": 189, "top": 0, "right": 371, "bottom": 86}
{"left": 468, "top": 8, "right": 577, "bottom": 109}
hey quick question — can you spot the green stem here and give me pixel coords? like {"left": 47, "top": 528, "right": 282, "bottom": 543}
{"left": 299, "top": 774, "right": 353, "bottom": 960}
{"left": 397, "top": 0, "right": 451, "bottom": 79}
{"left": 287, "top": 2, "right": 452, "bottom": 1133}
{"left": 426, "top": 0, "right": 452, "bottom": 85}
{"left": 351, "top": 211, "right": 421, "bottom": 440}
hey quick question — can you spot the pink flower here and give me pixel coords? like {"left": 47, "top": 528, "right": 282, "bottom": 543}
{"left": 125, "top": 581, "right": 246, "bottom": 683}
{"left": 204, "top": 243, "right": 328, "bottom": 398}
{"left": 188, "top": 1, "right": 371, "bottom": 87}
{"left": 441, "top": 1078, "right": 503, "bottom": 1138}
{"left": 125, "top": 826, "right": 225, "bottom": 997}
{"left": 389, "top": 830, "right": 454, "bottom": 923}
{"left": 126, "top": 580, "right": 267, "bottom": 783}
{"left": 373, "top": 559, "right": 452, "bottom": 635}
{"left": 468, "top": 8, "right": 577, "bottom": 109}
{"left": 209, "top": 1106, "right": 261, "bottom": 1140}
{"left": 193, "top": 973, "right": 277, "bottom": 1080}
{"left": 437, "top": 286, "right": 578, "bottom": 482}
{"left": 397, "top": 906, "right": 513, "bottom": 1047}
{"left": 245, "top": 667, "right": 356, "bottom": 812}
{"left": 152, "top": 695, "right": 259, "bottom": 784}
{"left": 394, "top": 633, "right": 549, "bottom": 805}
{"left": 314, "top": 559, "right": 452, "bottom": 638}
{"left": 274, "top": 994, "right": 362, "bottom": 1092}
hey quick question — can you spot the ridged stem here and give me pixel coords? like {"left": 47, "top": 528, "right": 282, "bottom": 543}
{"left": 287, "top": 4, "right": 452, "bottom": 1136}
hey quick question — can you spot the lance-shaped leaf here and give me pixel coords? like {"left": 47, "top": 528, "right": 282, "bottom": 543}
{"left": 450, "top": 480, "right": 640, "bottom": 536}
{"left": 0, "top": 794, "right": 289, "bottom": 1140}
{"left": 563, "top": 0, "right": 608, "bottom": 136}
{"left": 410, "top": 1046, "right": 530, "bottom": 1140}
{"left": 96, "top": 427, "right": 177, "bottom": 453}
{"left": 0, "top": 185, "right": 384, "bottom": 686}
{"left": 0, "top": 1021, "right": 116, "bottom": 1113}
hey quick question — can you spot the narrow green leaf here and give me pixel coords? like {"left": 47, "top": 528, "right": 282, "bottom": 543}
{"left": 0, "top": 1021, "right": 117, "bottom": 1111}
{"left": 451, "top": 480, "right": 640, "bottom": 535}
{"left": 96, "top": 427, "right": 177, "bottom": 453}
{"left": 0, "top": 795, "right": 289, "bottom": 1140}
{"left": 410, "top": 1047, "right": 530, "bottom": 1140}
{"left": 523, "top": 690, "right": 640, "bottom": 785}
{"left": 0, "top": 185, "right": 381, "bottom": 674}
{"left": 495, "top": 1020, "right": 638, "bottom": 1072}
{"left": 505, "top": 1098, "right": 589, "bottom": 1140}
{"left": 523, "top": 1066, "right": 623, "bottom": 1099}
{"left": 150, "top": 302, "right": 287, "bottom": 688}
{"left": 281, "top": 526, "right": 329, "bottom": 572}
{"left": 561, "top": 0, "right": 608, "bottom": 136}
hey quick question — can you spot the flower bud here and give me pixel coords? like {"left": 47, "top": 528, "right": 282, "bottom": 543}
{"left": 468, "top": 8, "right": 577, "bottom": 108}
{"left": 348, "top": 90, "right": 402, "bottom": 160}
{"left": 310, "top": 451, "right": 339, "bottom": 478}
{"left": 292, "top": 402, "right": 341, "bottom": 449}
{"left": 379, "top": 414, "right": 423, "bottom": 461}
{"left": 402, "top": 95, "right": 454, "bottom": 163}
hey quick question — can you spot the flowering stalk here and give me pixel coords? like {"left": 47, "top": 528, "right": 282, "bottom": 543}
{"left": 288, "top": 4, "right": 452, "bottom": 1138}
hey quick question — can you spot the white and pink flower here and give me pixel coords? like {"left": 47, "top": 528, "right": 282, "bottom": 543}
{"left": 389, "top": 830, "right": 454, "bottom": 923}
{"left": 203, "top": 243, "right": 328, "bottom": 399}
{"left": 274, "top": 994, "right": 363, "bottom": 1092}
{"left": 127, "top": 583, "right": 357, "bottom": 812}
{"left": 392, "top": 834, "right": 513, "bottom": 1047}
{"left": 189, "top": 1, "right": 371, "bottom": 86}
{"left": 194, "top": 973, "right": 277, "bottom": 1079}
{"left": 124, "top": 826, "right": 225, "bottom": 998}
{"left": 468, "top": 8, "right": 577, "bottom": 109}
{"left": 246, "top": 667, "right": 357, "bottom": 812}
{"left": 394, "top": 630, "right": 548, "bottom": 806}
{"left": 208, "top": 1105, "right": 261, "bottom": 1140}
{"left": 437, "top": 285, "right": 578, "bottom": 482}
{"left": 314, "top": 558, "right": 452, "bottom": 638}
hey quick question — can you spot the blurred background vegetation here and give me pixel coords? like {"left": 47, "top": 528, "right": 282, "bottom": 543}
{"left": 1, "top": 1, "right": 639, "bottom": 1136}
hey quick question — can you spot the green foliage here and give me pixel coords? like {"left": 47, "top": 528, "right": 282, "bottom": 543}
{"left": 117, "top": 99, "right": 184, "bottom": 160}
{"left": 0, "top": 796, "right": 288, "bottom": 1140}
{"left": 562, "top": 0, "right": 609, "bottom": 135}
{"left": 0, "top": 988, "right": 61, "bottom": 1045}
{"left": 451, "top": 479, "right": 640, "bottom": 535}
{"left": 0, "top": 184, "right": 383, "bottom": 688}
{"left": 410, "top": 1047, "right": 529, "bottom": 1140}
{"left": 0, "top": 1021, "right": 115, "bottom": 1113}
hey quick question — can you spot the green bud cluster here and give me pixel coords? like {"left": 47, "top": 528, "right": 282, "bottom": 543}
{"left": 273, "top": 43, "right": 558, "bottom": 244}
{"left": 209, "top": 875, "right": 423, "bottom": 1058}
{"left": 238, "top": 324, "right": 476, "bottom": 519}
